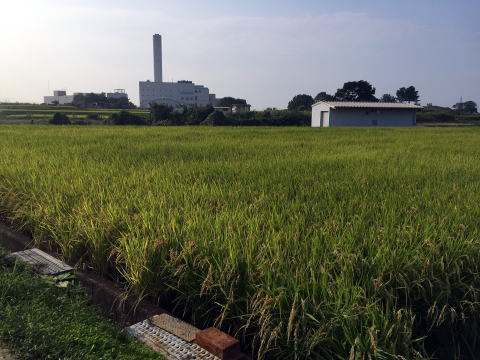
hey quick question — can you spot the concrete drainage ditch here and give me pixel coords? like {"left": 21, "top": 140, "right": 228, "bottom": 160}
{"left": 0, "top": 223, "right": 247, "bottom": 360}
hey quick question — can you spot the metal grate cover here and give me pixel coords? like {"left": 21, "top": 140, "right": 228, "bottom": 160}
{"left": 126, "top": 320, "right": 220, "bottom": 360}
{"left": 8, "top": 248, "right": 73, "bottom": 276}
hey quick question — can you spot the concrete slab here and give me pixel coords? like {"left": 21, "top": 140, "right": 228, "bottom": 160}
{"left": 149, "top": 314, "right": 200, "bottom": 342}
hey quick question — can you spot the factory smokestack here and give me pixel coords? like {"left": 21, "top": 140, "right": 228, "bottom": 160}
{"left": 153, "top": 34, "right": 163, "bottom": 82}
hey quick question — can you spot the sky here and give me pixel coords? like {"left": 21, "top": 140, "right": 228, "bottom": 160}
{"left": 0, "top": 0, "right": 479, "bottom": 109}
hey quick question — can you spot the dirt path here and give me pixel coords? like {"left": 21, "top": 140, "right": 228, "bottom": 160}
{"left": 0, "top": 344, "right": 15, "bottom": 360}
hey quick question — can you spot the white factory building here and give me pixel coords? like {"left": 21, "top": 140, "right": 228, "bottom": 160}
{"left": 139, "top": 34, "right": 217, "bottom": 109}
{"left": 44, "top": 89, "right": 128, "bottom": 105}
{"left": 311, "top": 101, "right": 422, "bottom": 127}
{"left": 106, "top": 89, "right": 128, "bottom": 99}
{"left": 43, "top": 90, "right": 75, "bottom": 105}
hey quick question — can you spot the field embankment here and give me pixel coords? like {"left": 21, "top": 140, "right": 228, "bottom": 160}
{"left": 0, "top": 104, "right": 149, "bottom": 124}
{"left": 0, "top": 126, "right": 480, "bottom": 359}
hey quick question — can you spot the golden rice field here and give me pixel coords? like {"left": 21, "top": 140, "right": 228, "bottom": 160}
{"left": 1, "top": 125, "right": 480, "bottom": 359}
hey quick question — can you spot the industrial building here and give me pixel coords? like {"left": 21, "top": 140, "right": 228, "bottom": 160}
{"left": 214, "top": 104, "right": 252, "bottom": 113}
{"left": 139, "top": 34, "right": 217, "bottom": 109}
{"left": 106, "top": 89, "right": 128, "bottom": 99}
{"left": 43, "top": 90, "right": 75, "bottom": 105}
{"left": 311, "top": 101, "right": 422, "bottom": 127}
{"left": 44, "top": 89, "right": 128, "bottom": 105}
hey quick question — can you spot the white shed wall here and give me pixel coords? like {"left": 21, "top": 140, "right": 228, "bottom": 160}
{"left": 311, "top": 104, "right": 331, "bottom": 127}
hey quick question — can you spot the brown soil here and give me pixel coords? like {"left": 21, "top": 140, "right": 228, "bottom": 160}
{"left": 0, "top": 345, "right": 15, "bottom": 360}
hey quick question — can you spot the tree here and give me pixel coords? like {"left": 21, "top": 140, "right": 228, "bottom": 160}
{"left": 334, "top": 80, "right": 377, "bottom": 102}
{"left": 50, "top": 112, "right": 70, "bottom": 125}
{"left": 184, "top": 105, "right": 214, "bottom": 125}
{"left": 287, "top": 94, "right": 314, "bottom": 111}
{"left": 380, "top": 94, "right": 397, "bottom": 103}
{"left": 453, "top": 101, "right": 477, "bottom": 114}
{"left": 200, "top": 110, "right": 227, "bottom": 126}
{"left": 464, "top": 101, "right": 477, "bottom": 114}
{"left": 453, "top": 102, "right": 464, "bottom": 113}
{"left": 150, "top": 103, "right": 173, "bottom": 122}
{"left": 109, "top": 96, "right": 136, "bottom": 109}
{"left": 109, "top": 111, "right": 147, "bottom": 125}
{"left": 217, "top": 97, "right": 247, "bottom": 107}
{"left": 314, "top": 92, "right": 335, "bottom": 102}
{"left": 73, "top": 93, "right": 136, "bottom": 109}
{"left": 160, "top": 112, "right": 186, "bottom": 126}
{"left": 396, "top": 86, "right": 419, "bottom": 104}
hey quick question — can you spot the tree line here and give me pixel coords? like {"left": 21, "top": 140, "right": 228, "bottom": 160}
{"left": 72, "top": 93, "right": 136, "bottom": 109}
{"left": 48, "top": 81, "right": 477, "bottom": 125}
{"left": 148, "top": 104, "right": 310, "bottom": 126}
{"left": 287, "top": 80, "right": 420, "bottom": 111}
{"left": 69, "top": 93, "right": 246, "bottom": 111}
{"left": 452, "top": 101, "right": 477, "bottom": 114}
{"left": 49, "top": 105, "right": 311, "bottom": 127}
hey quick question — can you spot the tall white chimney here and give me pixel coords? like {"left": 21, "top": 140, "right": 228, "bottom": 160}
{"left": 153, "top": 34, "right": 163, "bottom": 82}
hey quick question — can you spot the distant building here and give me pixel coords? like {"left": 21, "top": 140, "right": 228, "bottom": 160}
{"left": 107, "top": 89, "right": 128, "bottom": 99}
{"left": 139, "top": 34, "right": 217, "bottom": 109}
{"left": 232, "top": 104, "right": 251, "bottom": 113}
{"left": 44, "top": 89, "right": 129, "bottom": 105}
{"left": 44, "top": 90, "right": 74, "bottom": 105}
{"left": 214, "top": 107, "right": 232, "bottom": 113}
{"left": 311, "top": 101, "right": 422, "bottom": 127}
{"left": 214, "top": 104, "right": 251, "bottom": 113}
{"left": 139, "top": 80, "right": 216, "bottom": 109}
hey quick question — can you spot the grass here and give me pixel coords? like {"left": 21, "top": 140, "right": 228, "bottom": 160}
{"left": 0, "top": 250, "right": 163, "bottom": 360}
{"left": 0, "top": 125, "right": 480, "bottom": 359}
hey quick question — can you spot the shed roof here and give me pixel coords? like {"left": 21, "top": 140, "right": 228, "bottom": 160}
{"left": 312, "top": 101, "right": 422, "bottom": 110}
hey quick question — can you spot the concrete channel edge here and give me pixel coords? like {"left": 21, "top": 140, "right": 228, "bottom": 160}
{"left": 0, "top": 222, "right": 247, "bottom": 360}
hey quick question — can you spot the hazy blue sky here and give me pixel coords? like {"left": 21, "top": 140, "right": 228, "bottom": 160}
{"left": 1, "top": 0, "right": 479, "bottom": 109}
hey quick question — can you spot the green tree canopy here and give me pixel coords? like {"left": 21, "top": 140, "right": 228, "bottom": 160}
{"left": 50, "top": 112, "right": 70, "bottom": 125}
{"left": 183, "top": 105, "right": 215, "bottom": 125}
{"left": 150, "top": 103, "right": 173, "bottom": 122}
{"left": 287, "top": 94, "right": 314, "bottom": 111}
{"left": 396, "top": 86, "right": 420, "bottom": 104}
{"left": 334, "top": 80, "right": 377, "bottom": 102}
{"left": 380, "top": 94, "right": 397, "bottom": 103}
{"left": 110, "top": 111, "right": 147, "bottom": 125}
{"left": 217, "top": 97, "right": 247, "bottom": 107}
{"left": 314, "top": 92, "right": 335, "bottom": 102}
{"left": 73, "top": 93, "right": 136, "bottom": 109}
{"left": 200, "top": 110, "right": 227, "bottom": 126}
{"left": 453, "top": 101, "right": 477, "bottom": 114}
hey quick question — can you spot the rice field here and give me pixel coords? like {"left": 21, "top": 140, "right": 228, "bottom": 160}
{"left": 0, "top": 125, "right": 480, "bottom": 359}
{"left": 0, "top": 104, "right": 149, "bottom": 124}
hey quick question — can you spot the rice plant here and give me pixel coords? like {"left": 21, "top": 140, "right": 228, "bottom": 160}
{"left": 0, "top": 125, "right": 480, "bottom": 359}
